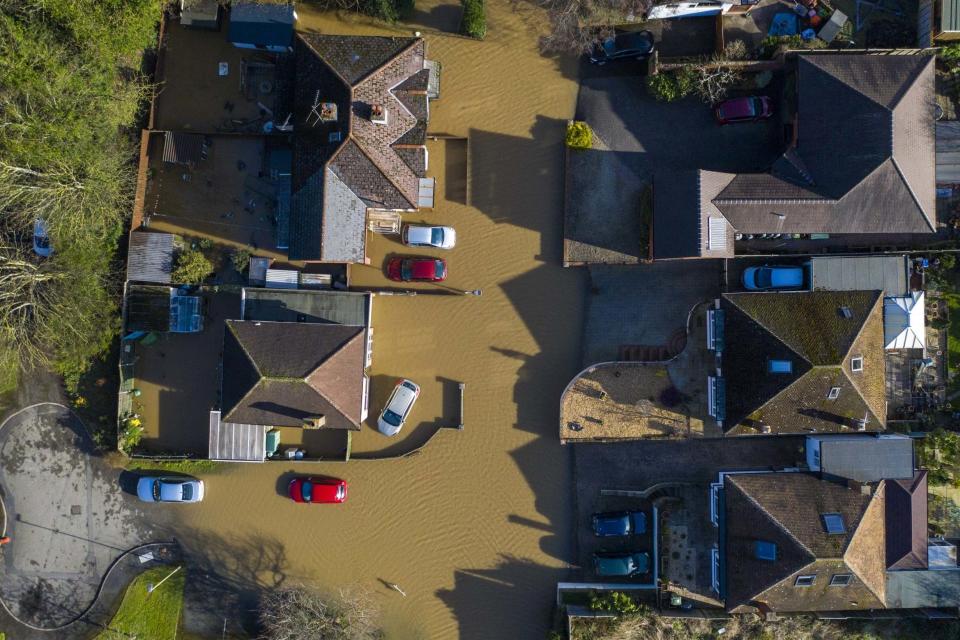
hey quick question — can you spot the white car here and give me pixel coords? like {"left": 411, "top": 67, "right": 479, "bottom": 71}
{"left": 377, "top": 379, "right": 421, "bottom": 436}
{"left": 33, "top": 219, "right": 52, "bottom": 258}
{"left": 136, "top": 476, "right": 205, "bottom": 503}
{"left": 402, "top": 225, "right": 456, "bottom": 249}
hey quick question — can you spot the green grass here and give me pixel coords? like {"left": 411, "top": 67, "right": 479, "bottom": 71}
{"left": 945, "top": 294, "right": 960, "bottom": 394}
{"left": 97, "top": 566, "right": 184, "bottom": 640}
{"left": 126, "top": 458, "right": 223, "bottom": 474}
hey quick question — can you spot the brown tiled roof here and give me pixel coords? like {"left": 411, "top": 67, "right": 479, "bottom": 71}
{"left": 724, "top": 473, "right": 885, "bottom": 613}
{"left": 721, "top": 291, "right": 886, "bottom": 434}
{"left": 290, "top": 34, "right": 429, "bottom": 260}
{"left": 885, "top": 471, "right": 928, "bottom": 570}
{"left": 220, "top": 320, "right": 365, "bottom": 429}
{"left": 712, "top": 55, "right": 935, "bottom": 235}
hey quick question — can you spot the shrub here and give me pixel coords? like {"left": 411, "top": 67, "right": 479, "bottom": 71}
{"left": 258, "top": 586, "right": 382, "bottom": 640}
{"left": 943, "top": 44, "right": 960, "bottom": 64}
{"left": 646, "top": 69, "right": 695, "bottom": 102}
{"left": 119, "top": 414, "right": 143, "bottom": 454}
{"left": 758, "top": 35, "right": 826, "bottom": 59}
{"left": 723, "top": 39, "right": 749, "bottom": 61}
{"left": 589, "top": 591, "right": 644, "bottom": 615}
{"left": 231, "top": 248, "right": 251, "bottom": 273}
{"left": 460, "top": 0, "right": 486, "bottom": 39}
{"left": 396, "top": 0, "right": 416, "bottom": 20}
{"left": 172, "top": 249, "right": 213, "bottom": 284}
{"left": 566, "top": 121, "right": 593, "bottom": 150}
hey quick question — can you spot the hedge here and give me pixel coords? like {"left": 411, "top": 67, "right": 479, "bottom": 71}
{"left": 461, "top": 0, "right": 486, "bottom": 39}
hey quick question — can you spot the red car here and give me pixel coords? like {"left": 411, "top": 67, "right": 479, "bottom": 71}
{"left": 715, "top": 96, "right": 772, "bottom": 125}
{"left": 288, "top": 477, "right": 347, "bottom": 504}
{"left": 386, "top": 257, "right": 447, "bottom": 282}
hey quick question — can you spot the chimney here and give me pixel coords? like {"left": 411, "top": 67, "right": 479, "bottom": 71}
{"left": 370, "top": 103, "right": 388, "bottom": 125}
{"left": 303, "top": 415, "right": 326, "bottom": 429}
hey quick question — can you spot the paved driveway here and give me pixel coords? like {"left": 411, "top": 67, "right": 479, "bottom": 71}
{"left": 0, "top": 404, "right": 166, "bottom": 632}
{"left": 565, "top": 65, "right": 783, "bottom": 264}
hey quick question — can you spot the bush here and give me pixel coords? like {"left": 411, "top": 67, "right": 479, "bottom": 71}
{"left": 119, "top": 414, "right": 143, "bottom": 454}
{"left": 589, "top": 591, "right": 644, "bottom": 615}
{"left": 566, "top": 121, "right": 593, "bottom": 150}
{"left": 258, "top": 586, "right": 382, "bottom": 640}
{"left": 231, "top": 248, "right": 251, "bottom": 273}
{"left": 396, "top": 0, "right": 416, "bottom": 20}
{"left": 943, "top": 44, "right": 960, "bottom": 64}
{"left": 460, "top": 0, "right": 486, "bottom": 39}
{"left": 758, "top": 34, "right": 826, "bottom": 59}
{"left": 866, "top": 16, "right": 916, "bottom": 48}
{"left": 172, "top": 249, "right": 212, "bottom": 284}
{"left": 723, "top": 39, "right": 749, "bottom": 61}
{"left": 646, "top": 70, "right": 695, "bottom": 102}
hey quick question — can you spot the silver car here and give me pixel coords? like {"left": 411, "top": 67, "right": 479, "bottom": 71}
{"left": 377, "top": 379, "right": 421, "bottom": 436}
{"left": 402, "top": 225, "right": 456, "bottom": 249}
{"left": 136, "top": 476, "right": 205, "bottom": 503}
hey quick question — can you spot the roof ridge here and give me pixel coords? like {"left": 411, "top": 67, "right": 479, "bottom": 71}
{"left": 802, "top": 54, "right": 914, "bottom": 112}
{"left": 889, "top": 156, "right": 937, "bottom": 232}
{"left": 350, "top": 131, "right": 419, "bottom": 208}
{"left": 304, "top": 330, "right": 365, "bottom": 426}
{"left": 838, "top": 292, "right": 886, "bottom": 426}
{"left": 297, "top": 33, "right": 352, "bottom": 87}
{"left": 226, "top": 320, "right": 263, "bottom": 377}
{"left": 353, "top": 38, "right": 421, "bottom": 89}
{"left": 842, "top": 484, "right": 886, "bottom": 603}
{"left": 723, "top": 293, "right": 813, "bottom": 365}
{"left": 727, "top": 475, "right": 816, "bottom": 557}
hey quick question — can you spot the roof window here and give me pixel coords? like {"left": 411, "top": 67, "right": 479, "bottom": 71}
{"left": 851, "top": 356, "right": 863, "bottom": 372}
{"left": 821, "top": 513, "right": 846, "bottom": 535}
{"left": 839, "top": 306, "right": 853, "bottom": 319}
{"left": 795, "top": 575, "right": 816, "bottom": 587}
{"left": 754, "top": 540, "right": 777, "bottom": 561}
{"left": 830, "top": 574, "right": 852, "bottom": 587}
{"left": 827, "top": 387, "right": 841, "bottom": 400}
{"left": 768, "top": 359, "right": 792, "bottom": 374}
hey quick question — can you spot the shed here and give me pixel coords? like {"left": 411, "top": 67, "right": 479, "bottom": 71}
{"left": 809, "top": 255, "right": 910, "bottom": 296}
{"left": 936, "top": 121, "right": 960, "bottom": 183}
{"left": 884, "top": 291, "right": 926, "bottom": 350}
{"left": 127, "top": 231, "right": 174, "bottom": 284}
{"left": 162, "top": 131, "right": 206, "bottom": 165}
{"left": 180, "top": 0, "right": 220, "bottom": 29}
{"left": 228, "top": 1, "right": 296, "bottom": 52}
{"left": 805, "top": 433, "right": 914, "bottom": 483}
{"left": 241, "top": 288, "right": 371, "bottom": 326}
{"left": 125, "top": 285, "right": 204, "bottom": 334}
{"left": 208, "top": 411, "right": 266, "bottom": 462}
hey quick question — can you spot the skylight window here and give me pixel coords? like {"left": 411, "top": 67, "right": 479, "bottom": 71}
{"left": 795, "top": 575, "right": 816, "bottom": 587}
{"left": 830, "top": 574, "right": 852, "bottom": 587}
{"left": 754, "top": 540, "right": 777, "bottom": 561}
{"left": 851, "top": 356, "right": 863, "bottom": 372}
{"left": 827, "top": 387, "right": 841, "bottom": 400}
{"left": 822, "top": 513, "right": 846, "bottom": 535}
{"left": 768, "top": 359, "right": 792, "bottom": 374}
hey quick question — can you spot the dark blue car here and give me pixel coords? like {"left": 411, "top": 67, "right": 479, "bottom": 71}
{"left": 592, "top": 510, "right": 647, "bottom": 537}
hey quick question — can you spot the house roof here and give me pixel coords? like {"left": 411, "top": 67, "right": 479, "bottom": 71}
{"left": 242, "top": 288, "right": 370, "bottom": 325}
{"left": 711, "top": 55, "right": 935, "bottom": 236}
{"left": 724, "top": 473, "right": 886, "bottom": 613}
{"left": 126, "top": 285, "right": 172, "bottom": 333}
{"left": 290, "top": 35, "right": 429, "bottom": 261}
{"left": 652, "top": 170, "right": 736, "bottom": 259}
{"left": 228, "top": 2, "right": 295, "bottom": 48}
{"left": 814, "top": 434, "right": 915, "bottom": 483}
{"left": 220, "top": 320, "right": 365, "bottom": 429}
{"left": 809, "top": 255, "right": 910, "bottom": 296}
{"left": 885, "top": 471, "right": 928, "bottom": 571}
{"left": 721, "top": 290, "right": 886, "bottom": 434}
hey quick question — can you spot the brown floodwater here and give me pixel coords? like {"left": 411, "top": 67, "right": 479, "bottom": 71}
{"left": 170, "top": 2, "right": 586, "bottom": 637}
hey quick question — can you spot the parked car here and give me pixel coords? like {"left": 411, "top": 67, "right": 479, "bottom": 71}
{"left": 288, "top": 477, "right": 347, "bottom": 504}
{"left": 742, "top": 265, "right": 805, "bottom": 291}
{"left": 377, "top": 379, "right": 421, "bottom": 436}
{"left": 592, "top": 510, "right": 648, "bottom": 537}
{"left": 593, "top": 551, "right": 651, "bottom": 577}
{"left": 136, "top": 476, "right": 204, "bottom": 503}
{"left": 33, "top": 219, "right": 52, "bottom": 258}
{"left": 715, "top": 96, "right": 773, "bottom": 125}
{"left": 589, "top": 31, "right": 655, "bottom": 65}
{"left": 402, "top": 225, "right": 457, "bottom": 249}
{"left": 387, "top": 257, "right": 447, "bottom": 282}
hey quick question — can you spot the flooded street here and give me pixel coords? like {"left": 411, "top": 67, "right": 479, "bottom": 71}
{"left": 169, "top": 2, "right": 586, "bottom": 637}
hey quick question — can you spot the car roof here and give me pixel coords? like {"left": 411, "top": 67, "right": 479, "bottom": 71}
{"left": 308, "top": 479, "right": 342, "bottom": 501}
{"left": 158, "top": 479, "right": 185, "bottom": 501}
{"left": 596, "top": 554, "right": 633, "bottom": 574}
{"left": 719, "top": 97, "right": 756, "bottom": 119}
{"left": 406, "top": 226, "right": 434, "bottom": 243}
{"left": 409, "top": 258, "right": 439, "bottom": 279}
{"left": 388, "top": 382, "right": 417, "bottom": 412}
{"left": 767, "top": 266, "right": 804, "bottom": 287}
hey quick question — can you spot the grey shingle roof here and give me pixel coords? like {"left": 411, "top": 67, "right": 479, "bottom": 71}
{"left": 885, "top": 471, "right": 928, "bottom": 571}
{"left": 713, "top": 55, "right": 935, "bottom": 236}
{"left": 816, "top": 434, "right": 914, "bottom": 483}
{"left": 228, "top": 2, "right": 295, "bottom": 48}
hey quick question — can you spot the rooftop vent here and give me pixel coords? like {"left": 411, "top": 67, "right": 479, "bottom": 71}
{"left": 370, "top": 104, "right": 388, "bottom": 125}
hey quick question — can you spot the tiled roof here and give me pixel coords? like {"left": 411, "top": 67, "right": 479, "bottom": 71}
{"left": 721, "top": 291, "right": 886, "bottom": 434}
{"left": 713, "top": 55, "right": 935, "bottom": 235}
{"left": 724, "top": 473, "right": 886, "bottom": 612}
{"left": 290, "top": 34, "right": 430, "bottom": 260}
{"left": 220, "top": 320, "right": 365, "bottom": 428}
{"left": 885, "top": 471, "right": 928, "bottom": 570}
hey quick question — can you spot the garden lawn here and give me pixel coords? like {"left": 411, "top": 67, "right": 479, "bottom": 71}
{"left": 97, "top": 566, "right": 185, "bottom": 640}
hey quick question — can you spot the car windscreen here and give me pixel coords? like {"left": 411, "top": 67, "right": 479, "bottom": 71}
{"left": 34, "top": 236, "right": 50, "bottom": 248}
{"left": 301, "top": 481, "right": 313, "bottom": 502}
{"left": 434, "top": 261, "right": 446, "bottom": 279}
{"left": 431, "top": 228, "right": 444, "bottom": 245}
{"left": 181, "top": 484, "right": 193, "bottom": 501}
{"left": 152, "top": 480, "right": 161, "bottom": 501}
{"left": 756, "top": 269, "right": 773, "bottom": 288}
{"left": 382, "top": 409, "right": 403, "bottom": 427}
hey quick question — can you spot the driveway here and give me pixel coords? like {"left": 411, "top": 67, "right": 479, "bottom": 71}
{"left": 0, "top": 404, "right": 167, "bottom": 633}
{"left": 582, "top": 261, "right": 725, "bottom": 366}
{"left": 565, "top": 65, "right": 783, "bottom": 265}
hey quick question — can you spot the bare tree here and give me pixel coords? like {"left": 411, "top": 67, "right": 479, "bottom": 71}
{"left": 692, "top": 64, "right": 741, "bottom": 104}
{"left": 537, "top": 0, "right": 653, "bottom": 54}
{"left": 258, "top": 585, "right": 383, "bottom": 640}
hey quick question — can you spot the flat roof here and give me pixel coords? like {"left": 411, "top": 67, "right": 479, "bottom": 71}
{"left": 885, "top": 566, "right": 960, "bottom": 608}
{"left": 809, "top": 255, "right": 910, "bottom": 296}
{"left": 208, "top": 411, "right": 266, "bottom": 462}
{"left": 242, "top": 288, "right": 370, "bottom": 326}
{"left": 811, "top": 434, "right": 914, "bottom": 482}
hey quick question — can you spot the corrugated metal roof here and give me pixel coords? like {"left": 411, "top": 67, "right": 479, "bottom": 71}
{"left": 809, "top": 255, "right": 909, "bottom": 296}
{"left": 127, "top": 231, "right": 174, "bottom": 284}
{"left": 943, "top": 0, "right": 960, "bottom": 32}
{"left": 162, "top": 131, "right": 205, "bottom": 164}
{"left": 937, "top": 121, "right": 960, "bottom": 183}
{"left": 208, "top": 411, "right": 266, "bottom": 461}
{"left": 813, "top": 434, "right": 914, "bottom": 482}
{"left": 265, "top": 268, "right": 299, "bottom": 289}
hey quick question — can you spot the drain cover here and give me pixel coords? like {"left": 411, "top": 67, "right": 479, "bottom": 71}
{"left": 70, "top": 505, "right": 81, "bottom": 516}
